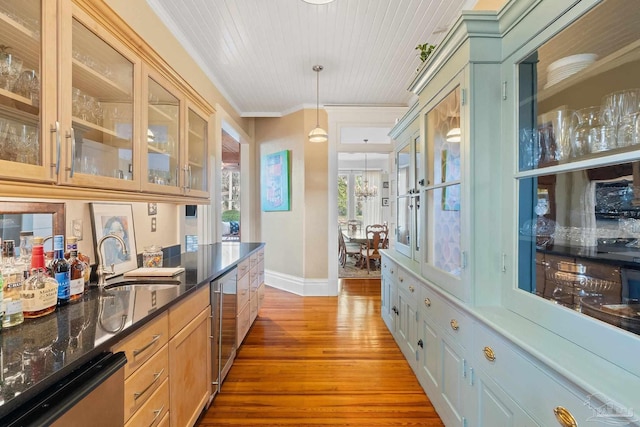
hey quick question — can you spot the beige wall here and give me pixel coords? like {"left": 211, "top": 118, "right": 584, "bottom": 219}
{"left": 256, "top": 109, "right": 329, "bottom": 281}
{"left": 473, "top": 0, "right": 508, "bottom": 10}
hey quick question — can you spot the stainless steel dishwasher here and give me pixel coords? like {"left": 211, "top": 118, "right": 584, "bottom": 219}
{"left": 210, "top": 267, "right": 237, "bottom": 400}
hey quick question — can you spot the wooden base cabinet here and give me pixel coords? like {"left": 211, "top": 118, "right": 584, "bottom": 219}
{"left": 112, "top": 312, "right": 170, "bottom": 425}
{"left": 169, "top": 306, "right": 210, "bottom": 426}
{"left": 168, "top": 286, "right": 211, "bottom": 427}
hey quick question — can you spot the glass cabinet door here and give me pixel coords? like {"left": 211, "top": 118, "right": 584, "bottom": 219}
{"left": 514, "top": 0, "right": 640, "bottom": 337}
{"left": 144, "top": 72, "right": 182, "bottom": 194}
{"left": 395, "top": 133, "right": 421, "bottom": 260}
{"left": 423, "top": 87, "right": 462, "bottom": 278}
{"left": 396, "top": 142, "right": 411, "bottom": 255}
{"left": 0, "top": 1, "right": 53, "bottom": 181}
{"left": 186, "top": 106, "right": 208, "bottom": 195}
{"left": 62, "top": 8, "right": 138, "bottom": 191}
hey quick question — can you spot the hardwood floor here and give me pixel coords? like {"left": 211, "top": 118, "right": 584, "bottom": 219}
{"left": 197, "top": 278, "right": 444, "bottom": 427}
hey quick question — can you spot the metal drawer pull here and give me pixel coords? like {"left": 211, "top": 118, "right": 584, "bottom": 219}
{"left": 554, "top": 406, "right": 577, "bottom": 427}
{"left": 424, "top": 298, "right": 431, "bottom": 307}
{"left": 409, "top": 285, "right": 415, "bottom": 293}
{"left": 450, "top": 319, "right": 459, "bottom": 330}
{"left": 150, "top": 405, "right": 165, "bottom": 427}
{"left": 483, "top": 346, "right": 496, "bottom": 362}
{"left": 399, "top": 277, "right": 404, "bottom": 283}
{"left": 133, "top": 334, "right": 161, "bottom": 357}
{"left": 134, "top": 368, "right": 165, "bottom": 400}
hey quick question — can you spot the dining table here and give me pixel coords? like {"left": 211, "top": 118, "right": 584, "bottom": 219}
{"left": 342, "top": 228, "right": 369, "bottom": 245}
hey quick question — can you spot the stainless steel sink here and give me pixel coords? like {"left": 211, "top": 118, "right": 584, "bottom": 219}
{"left": 104, "top": 279, "right": 181, "bottom": 290}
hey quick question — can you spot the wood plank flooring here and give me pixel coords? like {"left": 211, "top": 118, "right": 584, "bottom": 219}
{"left": 196, "top": 278, "right": 444, "bottom": 427}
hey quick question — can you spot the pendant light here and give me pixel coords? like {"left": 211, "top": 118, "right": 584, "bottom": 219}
{"left": 308, "top": 65, "right": 328, "bottom": 143}
{"left": 355, "top": 139, "right": 378, "bottom": 201}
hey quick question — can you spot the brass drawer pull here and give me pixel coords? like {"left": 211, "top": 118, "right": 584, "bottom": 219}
{"left": 450, "top": 319, "right": 459, "bottom": 330}
{"left": 134, "top": 368, "right": 165, "bottom": 400}
{"left": 399, "top": 277, "right": 404, "bottom": 283}
{"left": 554, "top": 406, "right": 577, "bottom": 427}
{"left": 409, "top": 285, "right": 415, "bottom": 293}
{"left": 424, "top": 298, "right": 431, "bottom": 307}
{"left": 132, "top": 334, "right": 161, "bottom": 357}
{"left": 151, "top": 404, "right": 165, "bottom": 426}
{"left": 483, "top": 346, "right": 496, "bottom": 362}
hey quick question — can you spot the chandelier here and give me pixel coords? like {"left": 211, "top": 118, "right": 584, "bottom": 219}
{"left": 355, "top": 139, "right": 378, "bottom": 201}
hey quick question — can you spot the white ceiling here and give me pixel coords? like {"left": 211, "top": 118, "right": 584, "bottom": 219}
{"left": 146, "top": 0, "right": 478, "bottom": 118}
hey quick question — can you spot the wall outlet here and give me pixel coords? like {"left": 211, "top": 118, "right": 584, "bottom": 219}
{"left": 151, "top": 217, "right": 157, "bottom": 232}
{"left": 72, "top": 219, "right": 83, "bottom": 240}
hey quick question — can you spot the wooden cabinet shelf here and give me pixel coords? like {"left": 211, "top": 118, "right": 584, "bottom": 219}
{"left": 0, "top": 11, "right": 39, "bottom": 71}
{"left": 539, "top": 40, "right": 640, "bottom": 103}
{"left": 72, "top": 58, "right": 131, "bottom": 99}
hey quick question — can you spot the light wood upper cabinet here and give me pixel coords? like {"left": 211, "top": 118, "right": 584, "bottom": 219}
{"left": 59, "top": 3, "right": 141, "bottom": 192}
{"left": 0, "top": 0, "right": 57, "bottom": 183}
{"left": 0, "top": 0, "right": 213, "bottom": 202}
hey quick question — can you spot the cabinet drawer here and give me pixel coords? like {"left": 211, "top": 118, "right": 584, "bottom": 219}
{"left": 258, "top": 283, "right": 266, "bottom": 308}
{"left": 250, "top": 290, "right": 258, "bottom": 322}
{"left": 473, "top": 323, "right": 598, "bottom": 426}
{"left": 112, "top": 312, "right": 168, "bottom": 379}
{"left": 237, "top": 258, "right": 250, "bottom": 279}
{"left": 257, "top": 248, "right": 265, "bottom": 263}
{"left": 124, "top": 344, "right": 169, "bottom": 422}
{"left": 237, "top": 271, "right": 250, "bottom": 310}
{"left": 436, "top": 298, "right": 471, "bottom": 345}
{"left": 250, "top": 251, "right": 259, "bottom": 269}
{"left": 397, "top": 269, "right": 420, "bottom": 299}
{"left": 169, "top": 286, "right": 210, "bottom": 338}
{"left": 381, "top": 257, "right": 397, "bottom": 280}
{"left": 237, "top": 303, "right": 251, "bottom": 345}
{"left": 125, "top": 377, "right": 169, "bottom": 427}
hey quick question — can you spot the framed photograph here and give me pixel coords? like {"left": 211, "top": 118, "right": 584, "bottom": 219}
{"left": 261, "top": 150, "right": 291, "bottom": 211}
{"left": 147, "top": 202, "right": 157, "bottom": 216}
{"left": 381, "top": 197, "right": 389, "bottom": 207}
{"left": 90, "top": 203, "right": 138, "bottom": 276}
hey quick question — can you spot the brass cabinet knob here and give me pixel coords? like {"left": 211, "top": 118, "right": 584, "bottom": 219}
{"left": 483, "top": 346, "right": 496, "bottom": 362}
{"left": 554, "top": 406, "right": 577, "bottom": 427}
{"left": 399, "top": 277, "right": 404, "bottom": 283}
{"left": 450, "top": 319, "right": 459, "bottom": 330}
{"left": 409, "top": 285, "right": 415, "bottom": 293}
{"left": 424, "top": 298, "right": 431, "bottom": 307}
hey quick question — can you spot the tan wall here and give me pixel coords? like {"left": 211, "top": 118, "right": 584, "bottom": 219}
{"left": 473, "top": 0, "right": 508, "bottom": 10}
{"left": 104, "top": 0, "right": 254, "bottom": 138}
{"left": 256, "top": 109, "right": 328, "bottom": 280}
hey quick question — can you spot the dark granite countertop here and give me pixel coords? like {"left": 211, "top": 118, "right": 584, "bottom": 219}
{"left": 0, "top": 242, "right": 264, "bottom": 419}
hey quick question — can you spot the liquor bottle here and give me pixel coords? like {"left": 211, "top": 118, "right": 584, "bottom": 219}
{"left": 51, "top": 235, "right": 70, "bottom": 306}
{"left": 19, "top": 231, "right": 33, "bottom": 266}
{"left": 66, "top": 237, "right": 84, "bottom": 302}
{"left": 22, "top": 237, "right": 58, "bottom": 319}
{"left": 2, "top": 240, "right": 24, "bottom": 328}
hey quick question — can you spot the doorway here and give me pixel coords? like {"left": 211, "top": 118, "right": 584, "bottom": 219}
{"left": 221, "top": 129, "right": 240, "bottom": 241}
{"left": 338, "top": 152, "right": 389, "bottom": 278}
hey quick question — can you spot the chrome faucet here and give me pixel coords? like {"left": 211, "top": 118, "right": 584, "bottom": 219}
{"left": 96, "top": 233, "right": 129, "bottom": 287}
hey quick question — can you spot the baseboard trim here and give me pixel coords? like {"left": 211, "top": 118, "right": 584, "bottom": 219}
{"left": 264, "top": 270, "right": 334, "bottom": 296}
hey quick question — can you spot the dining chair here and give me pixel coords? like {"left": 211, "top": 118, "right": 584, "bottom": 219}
{"left": 359, "top": 224, "right": 388, "bottom": 273}
{"left": 338, "top": 226, "right": 361, "bottom": 267}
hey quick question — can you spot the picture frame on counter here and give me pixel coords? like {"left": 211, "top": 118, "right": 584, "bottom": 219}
{"left": 90, "top": 203, "right": 138, "bottom": 276}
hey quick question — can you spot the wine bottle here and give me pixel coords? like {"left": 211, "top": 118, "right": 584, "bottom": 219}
{"left": 51, "top": 235, "right": 70, "bottom": 306}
